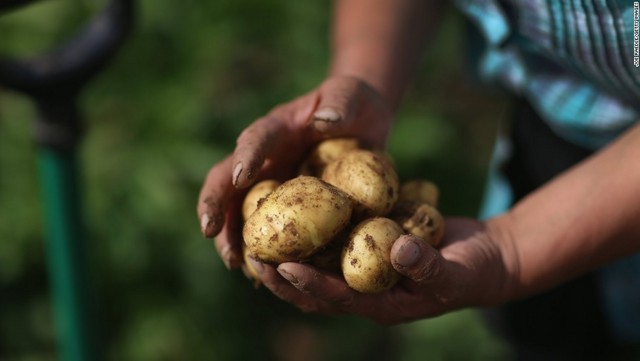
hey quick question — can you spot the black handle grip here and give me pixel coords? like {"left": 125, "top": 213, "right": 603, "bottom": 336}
{"left": 0, "top": 0, "right": 40, "bottom": 14}
{"left": 0, "top": 0, "right": 135, "bottom": 97}
{"left": 0, "top": 0, "right": 135, "bottom": 150}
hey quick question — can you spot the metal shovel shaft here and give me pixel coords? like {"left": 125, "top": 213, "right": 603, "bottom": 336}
{"left": 37, "top": 146, "right": 102, "bottom": 361}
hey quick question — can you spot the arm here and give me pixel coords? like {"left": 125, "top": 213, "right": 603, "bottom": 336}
{"left": 491, "top": 121, "right": 640, "bottom": 300}
{"left": 329, "top": 0, "right": 444, "bottom": 109}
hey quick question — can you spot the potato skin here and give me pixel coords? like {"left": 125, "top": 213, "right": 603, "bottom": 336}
{"left": 341, "top": 217, "right": 404, "bottom": 293}
{"left": 390, "top": 201, "right": 444, "bottom": 247}
{"left": 321, "top": 149, "right": 399, "bottom": 219}
{"left": 243, "top": 176, "right": 353, "bottom": 263}
{"left": 398, "top": 180, "right": 439, "bottom": 207}
{"left": 242, "top": 179, "right": 282, "bottom": 221}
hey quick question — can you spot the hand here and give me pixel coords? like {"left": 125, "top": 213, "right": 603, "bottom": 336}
{"left": 245, "top": 218, "right": 515, "bottom": 325}
{"left": 197, "top": 75, "right": 394, "bottom": 269}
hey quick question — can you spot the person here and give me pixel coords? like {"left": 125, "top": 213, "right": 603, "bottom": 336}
{"left": 197, "top": 0, "right": 640, "bottom": 358}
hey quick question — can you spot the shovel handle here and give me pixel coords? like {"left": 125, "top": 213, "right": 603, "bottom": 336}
{"left": 0, "top": 0, "right": 134, "bottom": 97}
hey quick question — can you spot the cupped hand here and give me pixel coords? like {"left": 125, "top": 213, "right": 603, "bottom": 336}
{"left": 245, "top": 217, "right": 516, "bottom": 325}
{"left": 197, "top": 75, "right": 394, "bottom": 270}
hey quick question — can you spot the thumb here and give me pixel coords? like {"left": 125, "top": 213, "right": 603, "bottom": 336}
{"left": 391, "top": 235, "right": 446, "bottom": 285}
{"left": 311, "top": 77, "right": 361, "bottom": 135}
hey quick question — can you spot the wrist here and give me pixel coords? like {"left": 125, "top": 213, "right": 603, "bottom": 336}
{"left": 328, "top": 0, "right": 444, "bottom": 111}
{"left": 482, "top": 214, "right": 522, "bottom": 305}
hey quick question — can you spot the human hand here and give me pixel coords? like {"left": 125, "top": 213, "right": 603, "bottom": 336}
{"left": 244, "top": 217, "right": 515, "bottom": 325}
{"left": 197, "top": 75, "right": 394, "bottom": 270}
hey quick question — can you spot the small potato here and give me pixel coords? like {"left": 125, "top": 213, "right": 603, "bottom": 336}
{"left": 241, "top": 245, "right": 262, "bottom": 288}
{"left": 341, "top": 217, "right": 404, "bottom": 293}
{"left": 390, "top": 201, "right": 444, "bottom": 247}
{"left": 243, "top": 176, "right": 353, "bottom": 263}
{"left": 322, "top": 149, "right": 399, "bottom": 219}
{"left": 398, "top": 180, "right": 439, "bottom": 207}
{"left": 299, "top": 137, "right": 361, "bottom": 176}
{"left": 242, "top": 179, "right": 282, "bottom": 220}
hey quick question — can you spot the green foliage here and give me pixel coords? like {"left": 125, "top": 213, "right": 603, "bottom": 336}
{"left": 0, "top": 1, "right": 510, "bottom": 360}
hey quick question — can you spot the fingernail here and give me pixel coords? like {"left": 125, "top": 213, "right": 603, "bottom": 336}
{"left": 220, "top": 245, "right": 234, "bottom": 270}
{"left": 232, "top": 162, "right": 243, "bottom": 187}
{"left": 313, "top": 108, "right": 341, "bottom": 122}
{"left": 247, "top": 257, "right": 264, "bottom": 274}
{"left": 277, "top": 267, "right": 298, "bottom": 285}
{"left": 200, "top": 214, "right": 211, "bottom": 235}
{"left": 395, "top": 240, "right": 421, "bottom": 268}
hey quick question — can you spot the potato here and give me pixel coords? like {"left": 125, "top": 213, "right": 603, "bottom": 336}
{"left": 241, "top": 245, "right": 262, "bottom": 288}
{"left": 299, "top": 137, "right": 361, "bottom": 176}
{"left": 341, "top": 217, "right": 404, "bottom": 293}
{"left": 243, "top": 176, "right": 353, "bottom": 263}
{"left": 398, "top": 180, "right": 439, "bottom": 207}
{"left": 321, "top": 149, "right": 399, "bottom": 219}
{"left": 242, "top": 179, "right": 282, "bottom": 220}
{"left": 390, "top": 201, "right": 444, "bottom": 247}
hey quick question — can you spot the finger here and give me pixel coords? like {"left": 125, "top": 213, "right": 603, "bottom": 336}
{"left": 312, "top": 78, "right": 392, "bottom": 149}
{"left": 277, "top": 262, "right": 358, "bottom": 308}
{"left": 277, "top": 262, "right": 415, "bottom": 323}
{"left": 248, "top": 258, "right": 337, "bottom": 314}
{"left": 311, "top": 77, "right": 360, "bottom": 134}
{"left": 212, "top": 196, "right": 244, "bottom": 270}
{"left": 197, "top": 155, "right": 235, "bottom": 238}
{"left": 232, "top": 115, "right": 286, "bottom": 189}
{"left": 391, "top": 234, "right": 447, "bottom": 285}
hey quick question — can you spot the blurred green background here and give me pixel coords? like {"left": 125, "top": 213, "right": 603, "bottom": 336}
{"left": 0, "top": 0, "right": 512, "bottom": 360}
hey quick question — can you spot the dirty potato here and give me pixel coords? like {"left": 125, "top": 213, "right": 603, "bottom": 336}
{"left": 341, "top": 217, "right": 404, "bottom": 293}
{"left": 242, "top": 179, "right": 282, "bottom": 221}
{"left": 390, "top": 201, "right": 444, "bottom": 247}
{"left": 243, "top": 176, "right": 353, "bottom": 263}
{"left": 321, "top": 149, "right": 399, "bottom": 219}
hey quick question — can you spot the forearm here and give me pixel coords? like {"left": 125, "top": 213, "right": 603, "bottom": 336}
{"left": 489, "top": 122, "right": 640, "bottom": 301}
{"left": 329, "top": 0, "right": 445, "bottom": 110}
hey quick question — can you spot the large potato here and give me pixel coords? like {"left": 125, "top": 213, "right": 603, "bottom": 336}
{"left": 298, "top": 137, "right": 361, "bottom": 176}
{"left": 390, "top": 201, "right": 444, "bottom": 247}
{"left": 341, "top": 217, "right": 404, "bottom": 293}
{"left": 321, "top": 149, "right": 399, "bottom": 219}
{"left": 243, "top": 176, "right": 353, "bottom": 263}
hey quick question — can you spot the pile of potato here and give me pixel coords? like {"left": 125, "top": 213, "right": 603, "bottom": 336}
{"left": 241, "top": 138, "right": 444, "bottom": 293}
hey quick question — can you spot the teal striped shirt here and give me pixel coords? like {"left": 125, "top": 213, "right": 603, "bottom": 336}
{"left": 455, "top": 0, "right": 639, "bottom": 148}
{"left": 456, "top": 0, "right": 640, "bottom": 341}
